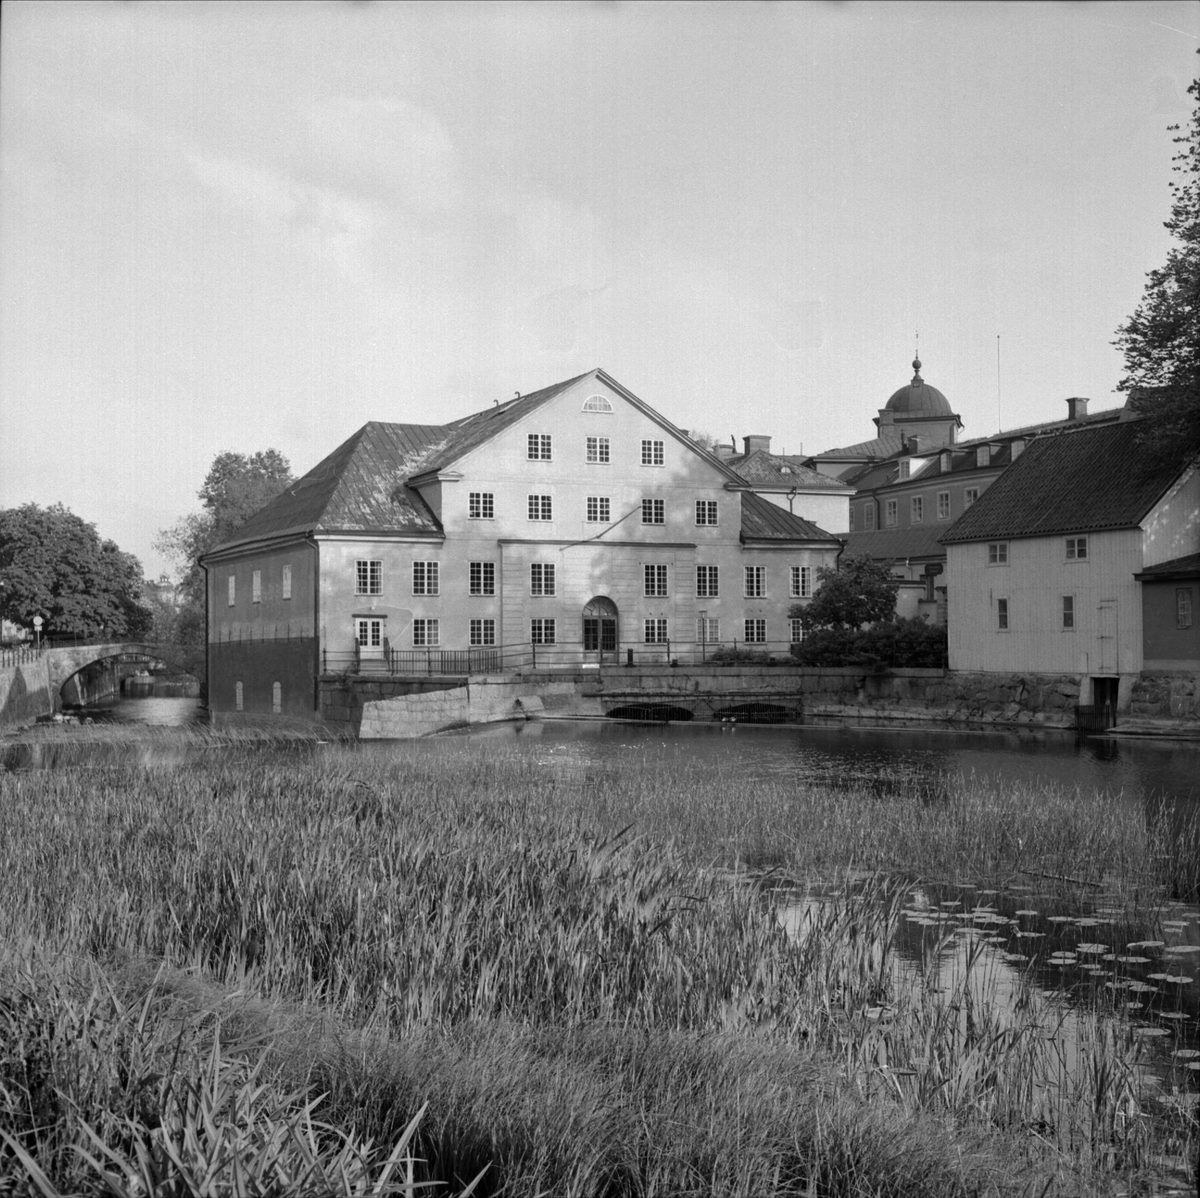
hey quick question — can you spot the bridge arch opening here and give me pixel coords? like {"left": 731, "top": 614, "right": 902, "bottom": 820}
{"left": 605, "top": 703, "right": 694, "bottom": 723}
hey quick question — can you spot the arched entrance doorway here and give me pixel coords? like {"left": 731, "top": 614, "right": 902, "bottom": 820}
{"left": 582, "top": 596, "right": 618, "bottom": 663}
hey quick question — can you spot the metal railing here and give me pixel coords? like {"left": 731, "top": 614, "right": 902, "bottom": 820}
{"left": 1074, "top": 703, "right": 1116, "bottom": 733}
{"left": 321, "top": 637, "right": 805, "bottom": 676}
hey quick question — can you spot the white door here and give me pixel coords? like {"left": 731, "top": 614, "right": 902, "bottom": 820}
{"left": 1097, "top": 600, "right": 1117, "bottom": 674}
{"left": 356, "top": 618, "right": 384, "bottom": 659}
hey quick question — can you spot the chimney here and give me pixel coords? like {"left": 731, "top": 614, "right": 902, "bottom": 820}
{"left": 976, "top": 445, "right": 991, "bottom": 468}
{"left": 1066, "top": 397, "right": 1089, "bottom": 421}
{"left": 906, "top": 435, "right": 922, "bottom": 454}
{"left": 743, "top": 434, "right": 772, "bottom": 456}
{"left": 1011, "top": 437, "right": 1026, "bottom": 460}
{"left": 715, "top": 439, "right": 736, "bottom": 461}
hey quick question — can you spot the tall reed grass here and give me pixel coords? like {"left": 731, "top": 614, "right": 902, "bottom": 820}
{"left": 1, "top": 744, "right": 1195, "bottom": 1195}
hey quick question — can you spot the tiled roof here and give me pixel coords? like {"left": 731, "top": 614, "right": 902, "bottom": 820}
{"left": 1134, "top": 552, "right": 1200, "bottom": 581}
{"left": 809, "top": 434, "right": 904, "bottom": 462}
{"left": 739, "top": 491, "right": 840, "bottom": 543}
{"left": 726, "top": 451, "right": 853, "bottom": 491}
{"left": 939, "top": 422, "right": 1186, "bottom": 544}
{"left": 844, "top": 526, "right": 948, "bottom": 561}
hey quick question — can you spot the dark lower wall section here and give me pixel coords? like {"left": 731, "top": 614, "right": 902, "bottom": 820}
{"left": 209, "top": 638, "right": 318, "bottom": 717}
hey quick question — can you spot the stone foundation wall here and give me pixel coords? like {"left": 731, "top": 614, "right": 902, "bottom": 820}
{"left": 1129, "top": 672, "right": 1200, "bottom": 721}
{"left": 0, "top": 659, "right": 53, "bottom": 729}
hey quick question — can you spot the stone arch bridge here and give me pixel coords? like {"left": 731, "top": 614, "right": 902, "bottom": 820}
{"left": 44, "top": 643, "right": 193, "bottom": 707}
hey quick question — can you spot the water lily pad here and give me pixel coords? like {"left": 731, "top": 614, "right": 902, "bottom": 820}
{"left": 1047, "top": 915, "right": 1074, "bottom": 923}
{"left": 1003, "top": 952, "right": 1030, "bottom": 963}
{"left": 1127, "top": 981, "right": 1159, "bottom": 994}
{"left": 1015, "top": 930, "right": 1045, "bottom": 939}
{"left": 1124, "top": 1001, "right": 1144, "bottom": 1010}
{"left": 1076, "top": 943, "right": 1108, "bottom": 954}
{"left": 1014, "top": 909, "right": 1038, "bottom": 916}
{"left": 1162, "top": 975, "right": 1194, "bottom": 985}
{"left": 1048, "top": 952, "right": 1077, "bottom": 964}
{"left": 1157, "top": 1011, "right": 1189, "bottom": 1021}
{"left": 1116, "top": 955, "right": 1151, "bottom": 964}
{"left": 1127, "top": 940, "right": 1164, "bottom": 949}
{"left": 1172, "top": 1049, "right": 1200, "bottom": 1060}
{"left": 1163, "top": 945, "right": 1200, "bottom": 955}
{"left": 1133, "top": 1026, "right": 1170, "bottom": 1037}
{"left": 1074, "top": 918, "right": 1102, "bottom": 928}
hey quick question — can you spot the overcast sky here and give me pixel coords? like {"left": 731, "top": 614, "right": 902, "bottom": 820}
{"left": 2, "top": 0, "right": 1197, "bottom": 578}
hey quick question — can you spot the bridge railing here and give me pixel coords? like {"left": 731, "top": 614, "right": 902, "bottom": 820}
{"left": 0, "top": 645, "right": 44, "bottom": 669}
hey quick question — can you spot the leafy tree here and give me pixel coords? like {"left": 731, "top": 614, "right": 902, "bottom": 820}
{"left": 1115, "top": 61, "right": 1200, "bottom": 464}
{"left": 0, "top": 504, "right": 151, "bottom": 640}
{"left": 155, "top": 450, "right": 293, "bottom": 686}
{"left": 791, "top": 553, "right": 899, "bottom": 633}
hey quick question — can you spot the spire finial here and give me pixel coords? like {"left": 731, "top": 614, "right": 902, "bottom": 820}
{"left": 911, "top": 331, "right": 922, "bottom": 381}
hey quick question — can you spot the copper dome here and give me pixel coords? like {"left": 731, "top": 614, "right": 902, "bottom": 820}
{"left": 884, "top": 358, "right": 954, "bottom": 417}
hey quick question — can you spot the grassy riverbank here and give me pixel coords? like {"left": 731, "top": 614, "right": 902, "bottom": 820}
{"left": 2, "top": 744, "right": 1197, "bottom": 1195}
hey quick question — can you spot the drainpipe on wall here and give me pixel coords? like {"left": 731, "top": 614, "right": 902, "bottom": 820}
{"left": 305, "top": 536, "right": 321, "bottom": 714}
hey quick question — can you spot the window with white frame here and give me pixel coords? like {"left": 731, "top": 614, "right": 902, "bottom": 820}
{"left": 789, "top": 618, "right": 806, "bottom": 644}
{"left": 964, "top": 487, "right": 979, "bottom": 509}
{"left": 469, "top": 561, "right": 495, "bottom": 595}
{"left": 355, "top": 560, "right": 382, "bottom": 595}
{"left": 1062, "top": 595, "right": 1075, "bottom": 630}
{"left": 1178, "top": 588, "right": 1194, "bottom": 630}
{"left": 790, "top": 566, "right": 812, "bottom": 598}
{"left": 469, "top": 491, "right": 494, "bottom": 520}
{"left": 696, "top": 565, "right": 719, "bottom": 598}
{"left": 744, "top": 566, "right": 765, "bottom": 598}
{"left": 641, "top": 498, "right": 665, "bottom": 524}
{"left": 412, "top": 561, "right": 439, "bottom": 595}
{"left": 898, "top": 461, "right": 911, "bottom": 480}
{"left": 696, "top": 616, "right": 720, "bottom": 643}
{"left": 527, "top": 433, "right": 552, "bottom": 461}
{"left": 997, "top": 598, "right": 1009, "bottom": 631}
{"left": 227, "top": 575, "right": 236, "bottom": 606}
{"left": 987, "top": 542, "right": 1009, "bottom": 566}
{"left": 644, "top": 618, "right": 669, "bottom": 644}
{"left": 527, "top": 494, "right": 553, "bottom": 521}
{"left": 583, "top": 394, "right": 613, "bottom": 412}
{"left": 695, "top": 500, "right": 718, "bottom": 526}
{"left": 530, "top": 617, "right": 555, "bottom": 644}
{"left": 641, "top": 439, "right": 664, "bottom": 466}
{"left": 884, "top": 499, "right": 897, "bottom": 527}
{"left": 586, "top": 436, "right": 610, "bottom": 464}
{"left": 1065, "top": 536, "right": 1088, "bottom": 561}
{"left": 252, "top": 570, "right": 262, "bottom": 603}
{"left": 744, "top": 618, "right": 767, "bottom": 643}
{"left": 937, "top": 491, "right": 950, "bottom": 520}
{"left": 911, "top": 496, "right": 924, "bottom": 524}
{"left": 586, "top": 496, "right": 611, "bottom": 522}
{"left": 470, "top": 618, "right": 496, "bottom": 646}
{"left": 282, "top": 564, "right": 292, "bottom": 600}
{"left": 644, "top": 564, "right": 668, "bottom": 597}
{"left": 412, "top": 618, "right": 440, "bottom": 647}
{"left": 530, "top": 563, "right": 556, "bottom": 596}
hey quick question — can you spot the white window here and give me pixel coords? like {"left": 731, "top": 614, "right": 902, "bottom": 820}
{"left": 413, "top": 618, "right": 440, "bottom": 647}
{"left": 744, "top": 566, "right": 765, "bottom": 598}
{"left": 252, "top": 569, "right": 262, "bottom": 603}
{"left": 527, "top": 433, "right": 552, "bottom": 461}
{"left": 964, "top": 487, "right": 980, "bottom": 509}
{"left": 586, "top": 496, "right": 611, "bottom": 522}
{"left": 470, "top": 618, "right": 496, "bottom": 646}
{"left": 227, "top": 575, "right": 236, "bottom": 606}
{"left": 644, "top": 564, "right": 668, "bottom": 597}
{"left": 789, "top": 618, "right": 805, "bottom": 644}
{"left": 469, "top": 492, "right": 494, "bottom": 520}
{"left": 744, "top": 619, "right": 767, "bottom": 644}
{"left": 641, "top": 498, "right": 664, "bottom": 525}
{"left": 583, "top": 394, "right": 613, "bottom": 412}
{"left": 530, "top": 563, "right": 556, "bottom": 596}
{"left": 1066, "top": 536, "right": 1088, "bottom": 561}
{"left": 696, "top": 565, "right": 719, "bottom": 598}
{"left": 528, "top": 494, "right": 553, "bottom": 521}
{"left": 531, "top": 617, "right": 555, "bottom": 644}
{"left": 987, "top": 542, "right": 1009, "bottom": 566}
{"left": 864, "top": 505, "right": 876, "bottom": 530}
{"left": 696, "top": 616, "right": 720, "bottom": 643}
{"left": 695, "top": 500, "right": 718, "bottom": 526}
{"left": 282, "top": 564, "right": 292, "bottom": 600}
{"left": 644, "top": 618, "right": 669, "bottom": 644}
{"left": 1062, "top": 595, "right": 1075, "bottom": 630}
{"left": 1178, "top": 588, "right": 1194, "bottom": 630}
{"left": 586, "top": 436, "right": 610, "bottom": 464}
{"left": 469, "top": 561, "right": 495, "bottom": 595}
{"left": 235, "top": 680, "right": 243, "bottom": 711}
{"left": 272, "top": 681, "right": 281, "bottom": 714}
{"left": 884, "top": 499, "right": 897, "bottom": 527}
{"left": 997, "top": 598, "right": 1009, "bottom": 631}
{"left": 790, "top": 566, "right": 812, "bottom": 598}
{"left": 898, "top": 461, "right": 911, "bottom": 480}
{"left": 356, "top": 560, "right": 382, "bottom": 595}
{"left": 412, "top": 561, "right": 439, "bottom": 595}
{"left": 911, "top": 496, "right": 924, "bottom": 524}
{"left": 937, "top": 491, "right": 951, "bottom": 520}
{"left": 641, "top": 439, "right": 664, "bottom": 466}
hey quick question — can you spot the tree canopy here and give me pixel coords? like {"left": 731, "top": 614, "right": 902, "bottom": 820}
{"left": 1115, "top": 61, "right": 1200, "bottom": 465}
{"left": 791, "top": 553, "right": 899, "bottom": 632}
{"left": 0, "top": 503, "right": 151, "bottom": 639}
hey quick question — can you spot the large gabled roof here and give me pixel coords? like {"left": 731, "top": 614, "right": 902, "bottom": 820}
{"left": 739, "top": 491, "right": 840, "bottom": 543}
{"left": 939, "top": 421, "right": 1188, "bottom": 545}
{"left": 725, "top": 450, "right": 853, "bottom": 491}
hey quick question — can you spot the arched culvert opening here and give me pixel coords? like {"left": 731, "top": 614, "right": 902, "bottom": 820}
{"left": 712, "top": 702, "right": 794, "bottom": 725}
{"left": 605, "top": 703, "right": 695, "bottom": 723}
{"left": 60, "top": 653, "right": 200, "bottom": 710}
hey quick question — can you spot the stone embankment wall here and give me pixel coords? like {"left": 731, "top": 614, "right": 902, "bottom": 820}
{"left": 0, "top": 659, "right": 53, "bottom": 729}
{"left": 1129, "top": 673, "right": 1200, "bottom": 720}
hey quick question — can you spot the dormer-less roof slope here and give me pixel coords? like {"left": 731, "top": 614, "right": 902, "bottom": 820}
{"left": 808, "top": 433, "right": 905, "bottom": 466}
{"left": 726, "top": 451, "right": 854, "bottom": 491}
{"left": 739, "top": 490, "right": 840, "bottom": 543}
{"left": 939, "top": 422, "right": 1186, "bottom": 545}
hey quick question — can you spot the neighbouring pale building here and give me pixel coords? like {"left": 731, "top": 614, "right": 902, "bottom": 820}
{"left": 202, "top": 369, "right": 841, "bottom": 719}
{"left": 940, "top": 419, "right": 1199, "bottom": 711}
